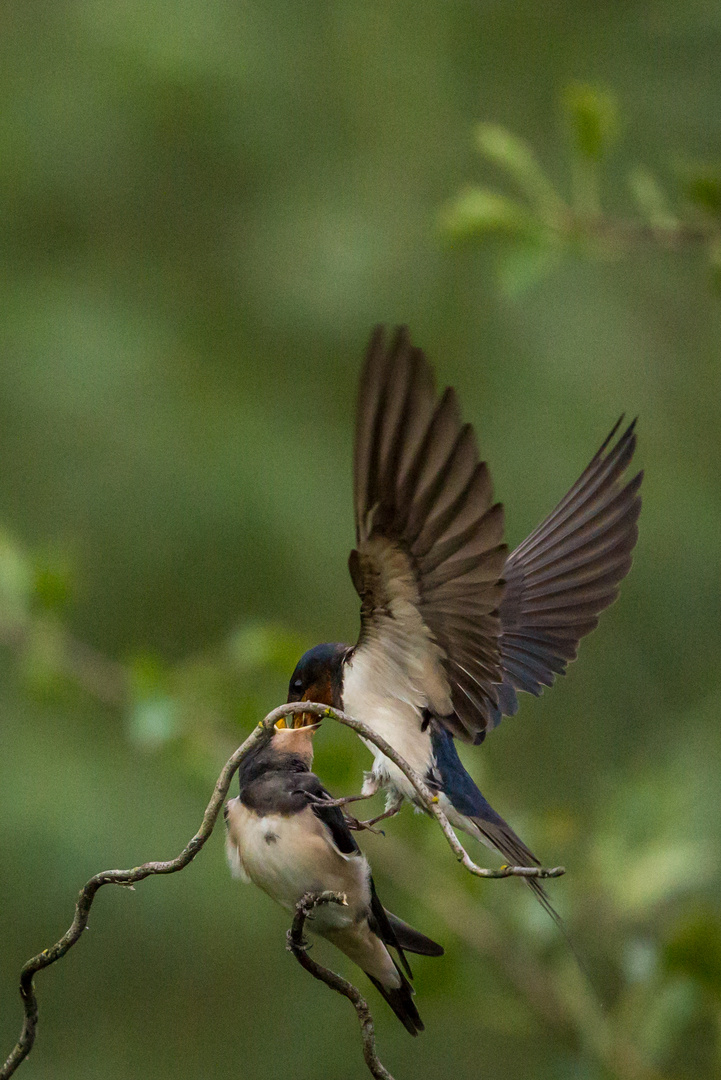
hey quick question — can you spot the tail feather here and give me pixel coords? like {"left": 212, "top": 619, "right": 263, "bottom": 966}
{"left": 470, "top": 815, "right": 564, "bottom": 930}
{"left": 382, "top": 911, "right": 445, "bottom": 957}
{"left": 366, "top": 970, "right": 424, "bottom": 1036}
{"left": 468, "top": 812, "right": 591, "bottom": 981}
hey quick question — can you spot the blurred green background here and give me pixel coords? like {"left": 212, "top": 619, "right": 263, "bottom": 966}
{"left": 1, "top": 2, "right": 721, "bottom": 1078}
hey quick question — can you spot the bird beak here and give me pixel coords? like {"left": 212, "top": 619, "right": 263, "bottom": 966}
{"left": 292, "top": 698, "right": 316, "bottom": 729}
{"left": 275, "top": 714, "right": 322, "bottom": 731}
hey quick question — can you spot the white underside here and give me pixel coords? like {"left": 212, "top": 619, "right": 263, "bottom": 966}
{"left": 224, "top": 798, "right": 399, "bottom": 985}
{"left": 343, "top": 645, "right": 433, "bottom": 809}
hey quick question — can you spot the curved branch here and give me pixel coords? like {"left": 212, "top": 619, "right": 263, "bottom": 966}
{"left": 2, "top": 699, "right": 563, "bottom": 1080}
{"left": 286, "top": 892, "right": 394, "bottom": 1080}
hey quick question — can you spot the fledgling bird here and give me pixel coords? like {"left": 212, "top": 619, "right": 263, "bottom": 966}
{"left": 285, "top": 326, "right": 642, "bottom": 919}
{"left": 224, "top": 724, "right": 444, "bottom": 1035}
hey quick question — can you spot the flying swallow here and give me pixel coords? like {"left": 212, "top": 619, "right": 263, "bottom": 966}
{"left": 285, "top": 326, "right": 642, "bottom": 916}
{"left": 225, "top": 724, "right": 444, "bottom": 1035}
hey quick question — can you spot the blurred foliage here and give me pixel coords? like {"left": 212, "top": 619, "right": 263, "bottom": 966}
{"left": 1, "top": 3, "right": 721, "bottom": 1080}
{"left": 442, "top": 84, "right": 721, "bottom": 294}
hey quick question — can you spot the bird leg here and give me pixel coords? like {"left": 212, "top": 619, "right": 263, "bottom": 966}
{"left": 356, "top": 793, "right": 404, "bottom": 830}
{"left": 343, "top": 815, "right": 386, "bottom": 836}
{"left": 302, "top": 791, "right": 377, "bottom": 811}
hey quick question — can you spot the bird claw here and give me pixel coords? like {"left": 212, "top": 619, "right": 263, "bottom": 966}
{"left": 302, "top": 791, "right": 371, "bottom": 810}
{"left": 343, "top": 814, "right": 386, "bottom": 836}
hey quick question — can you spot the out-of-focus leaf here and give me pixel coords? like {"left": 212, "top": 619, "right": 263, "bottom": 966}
{"left": 475, "top": 122, "right": 565, "bottom": 221}
{"left": 126, "top": 652, "right": 180, "bottom": 748}
{"left": 664, "top": 907, "right": 721, "bottom": 997}
{"left": 439, "top": 186, "right": 539, "bottom": 243}
{"left": 635, "top": 976, "right": 703, "bottom": 1064}
{"left": 127, "top": 695, "right": 180, "bottom": 748}
{"left": 496, "top": 238, "right": 563, "bottom": 296}
{"left": 592, "top": 757, "right": 720, "bottom": 917}
{"left": 708, "top": 237, "right": 721, "bottom": 292}
{"left": 128, "top": 651, "right": 170, "bottom": 697}
{"left": 679, "top": 163, "right": 721, "bottom": 215}
{"left": 622, "top": 937, "right": 659, "bottom": 984}
{"left": 0, "top": 528, "right": 32, "bottom": 620}
{"left": 227, "top": 622, "right": 307, "bottom": 676}
{"left": 32, "top": 552, "right": 75, "bottom": 614}
{"left": 628, "top": 166, "right": 678, "bottom": 230}
{"left": 18, "top": 618, "right": 69, "bottom": 700}
{"left": 562, "top": 83, "right": 618, "bottom": 160}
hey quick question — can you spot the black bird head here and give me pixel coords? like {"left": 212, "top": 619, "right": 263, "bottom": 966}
{"left": 284, "top": 642, "right": 348, "bottom": 727}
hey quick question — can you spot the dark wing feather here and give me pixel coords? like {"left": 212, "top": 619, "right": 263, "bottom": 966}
{"left": 350, "top": 326, "right": 507, "bottom": 742}
{"left": 368, "top": 876, "right": 413, "bottom": 979}
{"left": 494, "top": 418, "right": 642, "bottom": 724}
{"left": 294, "top": 774, "right": 360, "bottom": 855}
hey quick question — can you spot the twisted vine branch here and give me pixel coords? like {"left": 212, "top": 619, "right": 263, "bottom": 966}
{"left": 1, "top": 699, "right": 563, "bottom": 1079}
{"left": 287, "top": 892, "right": 394, "bottom": 1080}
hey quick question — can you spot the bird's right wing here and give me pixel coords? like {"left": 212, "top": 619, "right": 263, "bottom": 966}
{"left": 493, "top": 418, "right": 642, "bottom": 724}
{"left": 349, "top": 326, "right": 507, "bottom": 743}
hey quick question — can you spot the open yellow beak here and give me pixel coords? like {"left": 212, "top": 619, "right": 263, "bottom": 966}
{"left": 276, "top": 696, "right": 318, "bottom": 730}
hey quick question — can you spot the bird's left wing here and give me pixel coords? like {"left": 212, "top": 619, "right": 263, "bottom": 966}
{"left": 294, "top": 774, "right": 361, "bottom": 856}
{"left": 348, "top": 326, "right": 507, "bottom": 742}
{"left": 492, "top": 417, "right": 642, "bottom": 724}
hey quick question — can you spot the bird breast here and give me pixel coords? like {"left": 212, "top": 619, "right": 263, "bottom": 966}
{"left": 343, "top": 649, "right": 433, "bottom": 805}
{"left": 225, "top": 799, "right": 370, "bottom": 931}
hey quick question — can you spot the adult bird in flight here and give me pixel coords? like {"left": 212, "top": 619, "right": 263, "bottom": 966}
{"left": 284, "top": 326, "right": 642, "bottom": 918}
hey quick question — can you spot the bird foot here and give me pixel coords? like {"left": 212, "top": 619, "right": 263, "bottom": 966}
{"left": 303, "top": 791, "right": 374, "bottom": 810}
{"left": 343, "top": 814, "right": 386, "bottom": 836}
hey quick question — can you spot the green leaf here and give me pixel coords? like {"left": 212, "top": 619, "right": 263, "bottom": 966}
{"left": 128, "top": 696, "right": 180, "bottom": 748}
{"left": 635, "top": 976, "right": 703, "bottom": 1064}
{"left": 475, "top": 123, "right": 565, "bottom": 221}
{"left": 126, "top": 652, "right": 180, "bottom": 748}
{"left": 664, "top": 906, "right": 721, "bottom": 998}
{"left": 679, "top": 163, "right": 721, "bottom": 215}
{"left": 563, "top": 83, "right": 618, "bottom": 161}
{"left": 707, "top": 238, "right": 721, "bottom": 294}
{"left": 227, "top": 622, "right": 307, "bottom": 675}
{"left": 628, "top": 166, "right": 678, "bottom": 230}
{"left": 496, "top": 239, "right": 562, "bottom": 297}
{"left": 32, "top": 555, "right": 75, "bottom": 614}
{"left": 439, "top": 186, "right": 539, "bottom": 243}
{"left": 0, "top": 529, "right": 32, "bottom": 620}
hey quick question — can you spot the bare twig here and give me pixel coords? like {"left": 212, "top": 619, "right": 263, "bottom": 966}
{"left": 286, "top": 892, "right": 395, "bottom": 1080}
{"left": 557, "top": 213, "right": 714, "bottom": 253}
{"left": 1, "top": 699, "right": 562, "bottom": 1079}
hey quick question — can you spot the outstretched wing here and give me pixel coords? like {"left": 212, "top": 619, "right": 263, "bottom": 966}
{"left": 492, "top": 418, "right": 642, "bottom": 725}
{"left": 349, "top": 325, "right": 507, "bottom": 742}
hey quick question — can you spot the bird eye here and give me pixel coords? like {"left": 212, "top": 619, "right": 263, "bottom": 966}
{"left": 293, "top": 679, "right": 303, "bottom": 690}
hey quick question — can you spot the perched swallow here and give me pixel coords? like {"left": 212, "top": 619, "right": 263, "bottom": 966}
{"left": 286, "top": 326, "right": 642, "bottom": 916}
{"left": 225, "top": 724, "right": 444, "bottom": 1035}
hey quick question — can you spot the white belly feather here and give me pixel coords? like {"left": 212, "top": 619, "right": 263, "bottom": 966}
{"left": 225, "top": 800, "right": 367, "bottom": 931}
{"left": 342, "top": 646, "right": 432, "bottom": 806}
{"left": 225, "top": 798, "right": 400, "bottom": 985}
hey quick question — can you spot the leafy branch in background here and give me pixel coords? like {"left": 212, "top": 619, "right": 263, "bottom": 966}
{"left": 440, "top": 83, "right": 721, "bottom": 295}
{"left": 1, "top": 527, "right": 720, "bottom": 1079}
